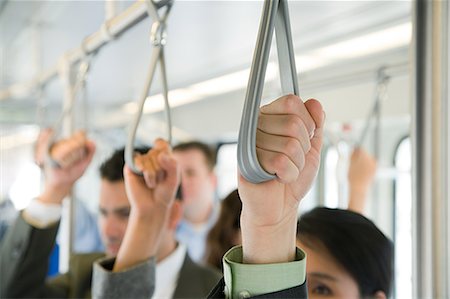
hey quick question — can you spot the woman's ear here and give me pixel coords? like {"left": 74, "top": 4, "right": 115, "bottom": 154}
{"left": 373, "top": 290, "right": 387, "bottom": 299}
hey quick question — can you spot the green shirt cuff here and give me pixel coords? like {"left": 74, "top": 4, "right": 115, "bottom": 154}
{"left": 222, "top": 246, "right": 306, "bottom": 298}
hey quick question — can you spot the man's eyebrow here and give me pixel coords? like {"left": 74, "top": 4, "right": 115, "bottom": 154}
{"left": 113, "top": 207, "right": 131, "bottom": 214}
{"left": 308, "top": 272, "right": 338, "bottom": 281}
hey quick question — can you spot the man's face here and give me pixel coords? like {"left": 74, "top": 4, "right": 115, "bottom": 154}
{"left": 98, "top": 179, "right": 130, "bottom": 257}
{"left": 173, "top": 149, "right": 216, "bottom": 206}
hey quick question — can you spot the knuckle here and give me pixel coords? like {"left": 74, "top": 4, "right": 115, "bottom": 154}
{"left": 283, "top": 95, "right": 300, "bottom": 111}
{"left": 285, "top": 138, "right": 301, "bottom": 159}
{"left": 272, "top": 153, "right": 290, "bottom": 174}
{"left": 286, "top": 116, "right": 302, "bottom": 137}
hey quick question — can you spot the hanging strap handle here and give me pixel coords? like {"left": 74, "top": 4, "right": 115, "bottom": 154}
{"left": 47, "top": 55, "right": 93, "bottom": 167}
{"left": 357, "top": 67, "right": 390, "bottom": 147}
{"left": 125, "top": 0, "right": 173, "bottom": 175}
{"left": 238, "top": 0, "right": 299, "bottom": 184}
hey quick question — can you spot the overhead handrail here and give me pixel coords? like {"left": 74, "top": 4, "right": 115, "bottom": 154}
{"left": 125, "top": 0, "right": 173, "bottom": 175}
{"left": 356, "top": 67, "right": 390, "bottom": 147}
{"left": 0, "top": 0, "right": 174, "bottom": 102}
{"left": 238, "top": 0, "right": 299, "bottom": 184}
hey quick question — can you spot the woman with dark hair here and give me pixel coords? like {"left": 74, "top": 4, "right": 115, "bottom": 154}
{"left": 297, "top": 207, "right": 393, "bottom": 299}
{"left": 204, "top": 189, "right": 242, "bottom": 270}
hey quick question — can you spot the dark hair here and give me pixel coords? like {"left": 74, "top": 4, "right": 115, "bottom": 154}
{"left": 297, "top": 207, "right": 393, "bottom": 297}
{"left": 205, "top": 189, "right": 241, "bottom": 270}
{"left": 99, "top": 147, "right": 149, "bottom": 182}
{"left": 173, "top": 141, "right": 216, "bottom": 171}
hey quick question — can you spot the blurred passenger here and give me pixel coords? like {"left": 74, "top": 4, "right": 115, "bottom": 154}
{"left": 204, "top": 189, "right": 241, "bottom": 270}
{"left": 0, "top": 197, "right": 17, "bottom": 242}
{"left": 0, "top": 135, "right": 220, "bottom": 298}
{"left": 35, "top": 128, "right": 103, "bottom": 254}
{"left": 297, "top": 207, "right": 393, "bottom": 299}
{"left": 347, "top": 147, "right": 377, "bottom": 214}
{"left": 173, "top": 141, "right": 219, "bottom": 262}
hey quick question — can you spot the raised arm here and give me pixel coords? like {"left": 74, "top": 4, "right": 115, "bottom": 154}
{"left": 213, "top": 95, "right": 324, "bottom": 299}
{"left": 239, "top": 95, "right": 324, "bottom": 265}
{"left": 347, "top": 147, "right": 377, "bottom": 214}
{"left": 0, "top": 130, "right": 95, "bottom": 298}
{"left": 92, "top": 139, "right": 180, "bottom": 299}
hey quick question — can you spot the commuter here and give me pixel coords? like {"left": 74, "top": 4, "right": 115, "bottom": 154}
{"left": 173, "top": 141, "right": 219, "bottom": 262}
{"left": 0, "top": 133, "right": 220, "bottom": 298}
{"left": 297, "top": 207, "right": 393, "bottom": 299}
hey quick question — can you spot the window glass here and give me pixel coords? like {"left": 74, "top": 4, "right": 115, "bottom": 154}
{"left": 394, "top": 137, "right": 412, "bottom": 299}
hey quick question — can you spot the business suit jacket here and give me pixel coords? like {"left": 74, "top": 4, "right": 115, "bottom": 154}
{"left": 1, "top": 213, "right": 221, "bottom": 299}
{"left": 0, "top": 214, "right": 104, "bottom": 298}
{"left": 93, "top": 257, "right": 306, "bottom": 299}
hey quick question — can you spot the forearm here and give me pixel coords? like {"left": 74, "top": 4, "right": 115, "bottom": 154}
{"left": 113, "top": 212, "right": 164, "bottom": 272}
{"left": 348, "top": 185, "right": 369, "bottom": 213}
{"left": 241, "top": 208, "right": 297, "bottom": 264}
{"left": 39, "top": 185, "right": 71, "bottom": 205}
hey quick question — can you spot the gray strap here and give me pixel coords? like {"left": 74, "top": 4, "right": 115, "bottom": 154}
{"left": 238, "top": 0, "right": 299, "bottom": 184}
{"left": 125, "top": 0, "right": 173, "bottom": 176}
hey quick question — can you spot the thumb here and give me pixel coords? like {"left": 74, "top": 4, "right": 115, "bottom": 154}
{"left": 304, "top": 99, "right": 325, "bottom": 153}
{"left": 157, "top": 152, "right": 180, "bottom": 192}
{"left": 123, "top": 165, "right": 145, "bottom": 198}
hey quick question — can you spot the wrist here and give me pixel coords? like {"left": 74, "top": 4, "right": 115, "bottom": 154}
{"left": 114, "top": 215, "right": 163, "bottom": 271}
{"left": 38, "top": 186, "right": 71, "bottom": 205}
{"left": 241, "top": 209, "right": 297, "bottom": 264}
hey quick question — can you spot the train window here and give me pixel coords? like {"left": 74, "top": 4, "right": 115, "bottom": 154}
{"left": 1, "top": 127, "right": 42, "bottom": 210}
{"left": 324, "top": 141, "right": 352, "bottom": 209}
{"left": 215, "top": 143, "right": 238, "bottom": 200}
{"left": 394, "top": 137, "right": 412, "bottom": 299}
{"left": 8, "top": 162, "right": 41, "bottom": 210}
{"left": 324, "top": 146, "right": 339, "bottom": 208}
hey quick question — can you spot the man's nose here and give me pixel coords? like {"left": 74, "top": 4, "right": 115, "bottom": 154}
{"left": 103, "top": 217, "right": 120, "bottom": 238}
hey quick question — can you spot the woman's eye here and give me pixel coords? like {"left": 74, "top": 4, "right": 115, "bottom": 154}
{"left": 312, "top": 284, "right": 332, "bottom": 295}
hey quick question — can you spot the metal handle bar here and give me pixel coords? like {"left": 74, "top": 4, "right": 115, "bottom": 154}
{"left": 238, "top": 0, "right": 299, "bottom": 184}
{"left": 125, "top": 0, "right": 173, "bottom": 176}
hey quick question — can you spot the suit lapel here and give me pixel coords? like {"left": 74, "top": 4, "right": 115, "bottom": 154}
{"left": 173, "top": 253, "right": 204, "bottom": 298}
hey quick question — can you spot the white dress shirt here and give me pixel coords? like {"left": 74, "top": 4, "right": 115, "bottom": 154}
{"left": 152, "top": 243, "right": 187, "bottom": 299}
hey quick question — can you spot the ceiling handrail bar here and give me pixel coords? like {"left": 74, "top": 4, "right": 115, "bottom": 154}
{"left": 237, "top": 0, "right": 299, "bottom": 184}
{"left": 124, "top": 0, "right": 173, "bottom": 176}
{"left": 0, "top": 0, "right": 171, "bottom": 102}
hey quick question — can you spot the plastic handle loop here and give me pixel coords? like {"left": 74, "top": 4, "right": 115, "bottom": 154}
{"left": 125, "top": 0, "right": 173, "bottom": 176}
{"left": 238, "top": 0, "right": 299, "bottom": 184}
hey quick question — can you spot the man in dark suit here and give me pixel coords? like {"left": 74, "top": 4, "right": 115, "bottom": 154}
{"left": 0, "top": 133, "right": 220, "bottom": 298}
{"left": 93, "top": 95, "right": 324, "bottom": 298}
